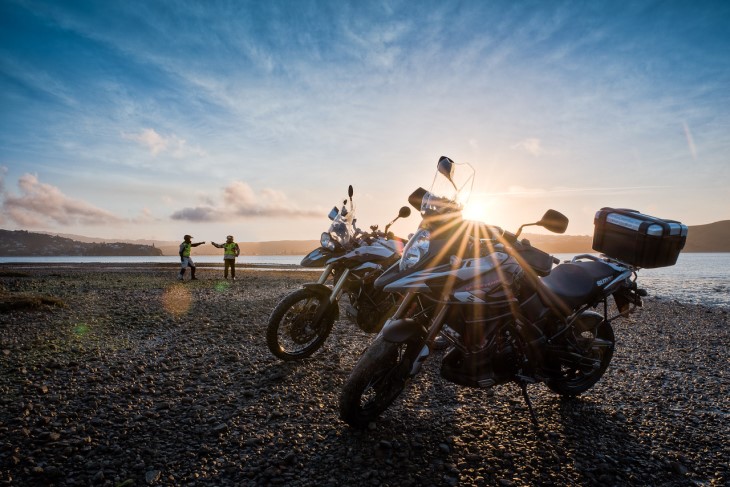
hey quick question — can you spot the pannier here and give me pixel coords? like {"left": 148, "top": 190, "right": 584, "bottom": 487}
{"left": 592, "top": 208, "right": 687, "bottom": 268}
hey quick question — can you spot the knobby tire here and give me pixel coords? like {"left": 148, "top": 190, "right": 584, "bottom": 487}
{"left": 339, "top": 336, "right": 418, "bottom": 428}
{"left": 266, "top": 288, "right": 337, "bottom": 361}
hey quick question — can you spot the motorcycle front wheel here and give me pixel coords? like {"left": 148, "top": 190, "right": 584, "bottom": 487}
{"left": 546, "top": 319, "right": 615, "bottom": 397}
{"left": 339, "top": 335, "right": 421, "bottom": 428}
{"left": 266, "top": 288, "right": 337, "bottom": 361}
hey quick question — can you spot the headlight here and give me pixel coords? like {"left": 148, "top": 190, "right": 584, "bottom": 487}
{"left": 330, "top": 221, "right": 351, "bottom": 247}
{"left": 320, "top": 232, "right": 335, "bottom": 251}
{"left": 400, "top": 228, "right": 430, "bottom": 271}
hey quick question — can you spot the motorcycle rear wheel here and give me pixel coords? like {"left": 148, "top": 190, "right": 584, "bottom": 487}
{"left": 339, "top": 336, "right": 420, "bottom": 428}
{"left": 266, "top": 288, "right": 337, "bottom": 361}
{"left": 546, "top": 319, "right": 615, "bottom": 397}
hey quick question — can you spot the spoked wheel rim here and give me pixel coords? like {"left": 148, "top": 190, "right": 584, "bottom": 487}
{"left": 266, "top": 287, "right": 337, "bottom": 360}
{"left": 277, "top": 297, "right": 326, "bottom": 352}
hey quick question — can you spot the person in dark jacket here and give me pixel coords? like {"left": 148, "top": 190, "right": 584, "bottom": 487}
{"left": 178, "top": 234, "right": 205, "bottom": 280}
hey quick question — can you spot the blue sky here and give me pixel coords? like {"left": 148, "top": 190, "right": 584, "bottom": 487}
{"left": 1, "top": 0, "right": 728, "bottom": 242}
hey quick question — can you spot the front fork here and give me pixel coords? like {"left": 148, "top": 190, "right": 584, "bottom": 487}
{"left": 316, "top": 264, "right": 334, "bottom": 285}
{"left": 311, "top": 265, "right": 350, "bottom": 323}
{"left": 315, "top": 263, "right": 351, "bottom": 304}
{"left": 381, "top": 291, "right": 451, "bottom": 376}
{"left": 329, "top": 268, "right": 350, "bottom": 304}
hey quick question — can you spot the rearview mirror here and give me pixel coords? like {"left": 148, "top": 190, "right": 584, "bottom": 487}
{"left": 348, "top": 185, "right": 354, "bottom": 198}
{"left": 538, "top": 209, "right": 569, "bottom": 234}
{"left": 385, "top": 206, "right": 413, "bottom": 235}
{"left": 437, "top": 156, "right": 455, "bottom": 183}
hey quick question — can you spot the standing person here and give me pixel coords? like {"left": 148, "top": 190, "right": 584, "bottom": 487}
{"left": 211, "top": 235, "right": 240, "bottom": 280}
{"left": 178, "top": 235, "right": 205, "bottom": 281}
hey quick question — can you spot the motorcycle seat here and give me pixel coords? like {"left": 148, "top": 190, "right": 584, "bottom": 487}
{"left": 537, "top": 261, "right": 618, "bottom": 315}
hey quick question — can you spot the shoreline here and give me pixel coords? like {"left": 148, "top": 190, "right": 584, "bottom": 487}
{"left": 0, "top": 261, "right": 320, "bottom": 274}
{"left": 1, "top": 267, "right": 728, "bottom": 486}
{"left": 2, "top": 261, "right": 727, "bottom": 310}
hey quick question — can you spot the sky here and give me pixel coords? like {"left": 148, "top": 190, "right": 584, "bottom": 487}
{"left": 1, "top": 0, "right": 729, "bottom": 243}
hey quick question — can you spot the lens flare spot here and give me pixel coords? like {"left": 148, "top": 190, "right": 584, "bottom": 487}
{"left": 73, "top": 323, "right": 90, "bottom": 336}
{"left": 214, "top": 281, "right": 231, "bottom": 292}
{"left": 162, "top": 284, "right": 192, "bottom": 317}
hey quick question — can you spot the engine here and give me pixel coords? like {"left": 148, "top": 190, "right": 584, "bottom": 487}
{"left": 440, "top": 330, "right": 519, "bottom": 388}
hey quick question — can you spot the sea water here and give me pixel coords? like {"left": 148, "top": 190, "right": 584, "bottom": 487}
{"left": 2, "top": 253, "right": 729, "bottom": 308}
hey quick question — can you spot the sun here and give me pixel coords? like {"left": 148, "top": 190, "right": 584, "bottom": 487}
{"left": 461, "top": 193, "right": 495, "bottom": 224}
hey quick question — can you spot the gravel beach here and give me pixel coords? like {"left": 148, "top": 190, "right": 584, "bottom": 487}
{"left": 1, "top": 264, "right": 728, "bottom": 486}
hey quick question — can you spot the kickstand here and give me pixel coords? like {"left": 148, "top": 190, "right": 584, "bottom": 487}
{"left": 519, "top": 381, "right": 539, "bottom": 427}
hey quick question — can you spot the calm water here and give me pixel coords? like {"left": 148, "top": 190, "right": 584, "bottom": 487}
{"left": 1, "top": 253, "right": 728, "bottom": 308}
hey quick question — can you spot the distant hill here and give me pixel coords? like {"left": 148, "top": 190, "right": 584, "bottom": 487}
{"left": 0, "top": 230, "right": 163, "bottom": 256}
{"left": 6, "top": 220, "right": 729, "bottom": 257}
{"left": 682, "top": 220, "right": 730, "bottom": 252}
{"left": 519, "top": 233, "right": 593, "bottom": 253}
{"left": 154, "top": 240, "right": 322, "bottom": 256}
{"left": 41, "top": 232, "right": 321, "bottom": 256}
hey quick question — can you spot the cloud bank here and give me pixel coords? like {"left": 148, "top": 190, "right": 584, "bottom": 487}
{"left": 0, "top": 172, "right": 122, "bottom": 227}
{"left": 171, "top": 181, "right": 321, "bottom": 222}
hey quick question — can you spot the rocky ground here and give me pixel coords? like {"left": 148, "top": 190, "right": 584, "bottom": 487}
{"left": 0, "top": 264, "right": 727, "bottom": 486}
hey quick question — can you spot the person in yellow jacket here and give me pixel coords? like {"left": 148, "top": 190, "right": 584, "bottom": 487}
{"left": 211, "top": 235, "right": 241, "bottom": 280}
{"left": 178, "top": 234, "right": 205, "bottom": 281}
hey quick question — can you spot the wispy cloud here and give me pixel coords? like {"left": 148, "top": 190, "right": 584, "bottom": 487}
{"left": 123, "top": 128, "right": 206, "bottom": 158}
{"left": 511, "top": 138, "right": 545, "bottom": 156}
{"left": 171, "top": 181, "right": 322, "bottom": 222}
{"left": 682, "top": 121, "right": 697, "bottom": 161}
{"left": 0, "top": 172, "right": 123, "bottom": 227}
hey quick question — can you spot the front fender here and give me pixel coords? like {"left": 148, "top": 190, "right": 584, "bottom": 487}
{"left": 302, "top": 283, "right": 340, "bottom": 322}
{"left": 381, "top": 318, "right": 422, "bottom": 343}
{"left": 302, "top": 283, "right": 333, "bottom": 299}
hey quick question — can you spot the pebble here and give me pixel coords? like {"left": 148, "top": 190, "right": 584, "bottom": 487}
{"left": 0, "top": 266, "right": 727, "bottom": 486}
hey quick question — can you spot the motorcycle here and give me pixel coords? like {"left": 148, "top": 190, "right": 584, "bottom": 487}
{"left": 339, "top": 156, "right": 682, "bottom": 428}
{"left": 266, "top": 185, "right": 412, "bottom": 361}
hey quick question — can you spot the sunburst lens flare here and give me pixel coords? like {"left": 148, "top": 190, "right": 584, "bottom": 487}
{"left": 461, "top": 194, "right": 495, "bottom": 224}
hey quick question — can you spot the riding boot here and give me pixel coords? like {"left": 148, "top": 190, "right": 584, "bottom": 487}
{"left": 191, "top": 267, "right": 198, "bottom": 280}
{"left": 178, "top": 269, "right": 185, "bottom": 281}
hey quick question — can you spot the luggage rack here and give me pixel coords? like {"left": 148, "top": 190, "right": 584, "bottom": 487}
{"left": 569, "top": 253, "right": 640, "bottom": 272}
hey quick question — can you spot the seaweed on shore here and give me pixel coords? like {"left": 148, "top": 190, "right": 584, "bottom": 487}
{"left": 0, "top": 270, "right": 31, "bottom": 278}
{"left": 0, "top": 291, "right": 66, "bottom": 313}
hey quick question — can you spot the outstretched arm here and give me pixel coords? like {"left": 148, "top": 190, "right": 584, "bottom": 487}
{"left": 192, "top": 242, "right": 206, "bottom": 247}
